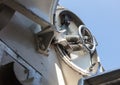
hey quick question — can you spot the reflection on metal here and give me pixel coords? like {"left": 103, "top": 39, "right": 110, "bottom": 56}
{"left": 55, "top": 6, "right": 84, "bottom": 33}
{"left": 0, "top": 4, "right": 15, "bottom": 30}
{"left": 0, "top": 62, "right": 22, "bottom": 85}
{"left": 55, "top": 35, "right": 83, "bottom": 55}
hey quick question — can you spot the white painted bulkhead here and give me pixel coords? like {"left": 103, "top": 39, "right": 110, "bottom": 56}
{"left": 0, "top": 12, "right": 65, "bottom": 85}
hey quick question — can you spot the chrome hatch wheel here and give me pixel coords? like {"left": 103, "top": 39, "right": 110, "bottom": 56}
{"left": 78, "top": 25, "right": 96, "bottom": 53}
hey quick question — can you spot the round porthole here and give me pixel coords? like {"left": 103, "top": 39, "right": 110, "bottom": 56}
{"left": 54, "top": 6, "right": 100, "bottom": 85}
{"left": 55, "top": 18, "right": 99, "bottom": 75}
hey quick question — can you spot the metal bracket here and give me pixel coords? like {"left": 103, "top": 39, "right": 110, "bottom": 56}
{"left": 35, "top": 27, "right": 54, "bottom": 56}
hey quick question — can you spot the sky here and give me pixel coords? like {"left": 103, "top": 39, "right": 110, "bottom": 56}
{"left": 59, "top": 0, "right": 120, "bottom": 71}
